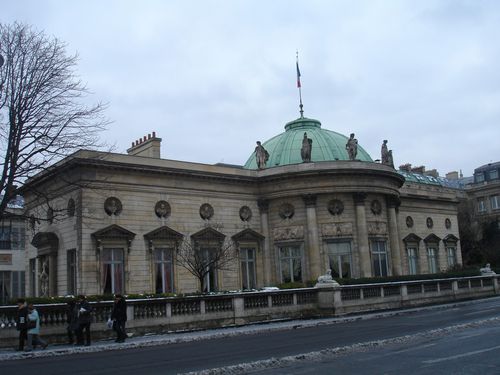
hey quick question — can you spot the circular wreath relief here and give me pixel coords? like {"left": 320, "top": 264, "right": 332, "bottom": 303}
{"left": 371, "top": 200, "right": 382, "bottom": 215}
{"left": 445, "top": 218, "right": 452, "bottom": 229}
{"left": 426, "top": 217, "right": 434, "bottom": 229}
{"left": 327, "top": 199, "right": 344, "bottom": 216}
{"left": 199, "top": 203, "right": 214, "bottom": 220}
{"left": 406, "top": 216, "right": 414, "bottom": 228}
{"left": 104, "top": 197, "right": 122, "bottom": 216}
{"left": 279, "top": 203, "right": 295, "bottom": 220}
{"left": 239, "top": 206, "right": 252, "bottom": 222}
{"left": 155, "top": 200, "right": 171, "bottom": 218}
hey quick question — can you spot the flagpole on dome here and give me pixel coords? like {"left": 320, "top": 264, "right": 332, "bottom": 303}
{"left": 296, "top": 51, "right": 304, "bottom": 118}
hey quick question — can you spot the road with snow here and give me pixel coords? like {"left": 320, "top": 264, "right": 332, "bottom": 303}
{"left": 2, "top": 297, "right": 500, "bottom": 374}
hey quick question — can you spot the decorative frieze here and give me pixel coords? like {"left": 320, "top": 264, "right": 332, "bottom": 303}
{"left": 367, "top": 221, "right": 387, "bottom": 235}
{"left": 272, "top": 226, "right": 304, "bottom": 241}
{"left": 321, "top": 222, "right": 353, "bottom": 237}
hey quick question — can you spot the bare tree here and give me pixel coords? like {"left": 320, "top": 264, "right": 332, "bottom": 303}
{"left": 176, "top": 235, "right": 238, "bottom": 293}
{"left": 0, "top": 22, "right": 108, "bottom": 220}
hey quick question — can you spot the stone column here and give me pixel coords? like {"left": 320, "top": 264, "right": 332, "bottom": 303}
{"left": 302, "top": 194, "right": 322, "bottom": 280}
{"left": 353, "top": 193, "right": 371, "bottom": 277}
{"left": 258, "top": 199, "right": 272, "bottom": 285}
{"left": 387, "top": 196, "right": 402, "bottom": 276}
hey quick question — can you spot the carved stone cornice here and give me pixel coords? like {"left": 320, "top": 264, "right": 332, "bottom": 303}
{"left": 321, "top": 223, "right": 353, "bottom": 237}
{"left": 386, "top": 195, "right": 401, "bottom": 209}
{"left": 272, "top": 226, "right": 304, "bottom": 241}
{"left": 367, "top": 221, "right": 388, "bottom": 235}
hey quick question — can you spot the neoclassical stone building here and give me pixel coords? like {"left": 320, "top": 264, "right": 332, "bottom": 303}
{"left": 22, "top": 116, "right": 463, "bottom": 297}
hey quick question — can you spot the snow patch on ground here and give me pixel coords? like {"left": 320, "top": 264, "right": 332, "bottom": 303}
{"left": 177, "top": 317, "right": 500, "bottom": 375}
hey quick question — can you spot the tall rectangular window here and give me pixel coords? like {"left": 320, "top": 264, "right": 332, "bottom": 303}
{"left": 490, "top": 195, "right": 500, "bottom": 210}
{"left": 327, "top": 241, "right": 352, "bottom": 279}
{"left": 102, "top": 248, "right": 124, "bottom": 295}
{"left": 371, "top": 240, "right": 388, "bottom": 277}
{"left": 154, "top": 247, "right": 174, "bottom": 294}
{"left": 279, "top": 245, "right": 302, "bottom": 283}
{"left": 407, "top": 247, "right": 419, "bottom": 275}
{"left": 11, "top": 271, "right": 25, "bottom": 299}
{"left": 29, "top": 258, "right": 36, "bottom": 297}
{"left": 67, "top": 249, "right": 77, "bottom": 295}
{"left": 476, "top": 172, "right": 484, "bottom": 183}
{"left": 490, "top": 169, "right": 499, "bottom": 180}
{"left": 10, "top": 226, "right": 25, "bottom": 250}
{"left": 446, "top": 247, "right": 457, "bottom": 267}
{"left": 478, "top": 198, "right": 486, "bottom": 213}
{"left": 240, "top": 247, "right": 256, "bottom": 290}
{"left": 199, "top": 247, "right": 218, "bottom": 293}
{"left": 0, "top": 271, "right": 11, "bottom": 305}
{"left": 427, "top": 246, "right": 439, "bottom": 273}
{"left": 0, "top": 220, "right": 11, "bottom": 250}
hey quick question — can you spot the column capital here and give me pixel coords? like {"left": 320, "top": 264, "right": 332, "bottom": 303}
{"left": 257, "top": 199, "right": 269, "bottom": 213}
{"left": 302, "top": 194, "right": 317, "bottom": 207}
{"left": 387, "top": 195, "right": 401, "bottom": 209}
{"left": 353, "top": 192, "right": 367, "bottom": 205}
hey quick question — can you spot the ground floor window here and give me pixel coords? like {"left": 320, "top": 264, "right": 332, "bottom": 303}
{"left": 154, "top": 247, "right": 174, "bottom": 294}
{"left": 279, "top": 245, "right": 302, "bottom": 283}
{"left": 446, "top": 246, "right": 457, "bottom": 267}
{"left": 327, "top": 241, "right": 352, "bottom": 278}
{"left": 240, "top": 247, "right": 257, "bottom": 290}
{"left": 199, "top": 247, "right": 218, "bottom": 293}
{"left": 102, "top": 248, "right": 125, "bottom": 294}
{"left": 406, "top": 247, "right": 419, "bottom": 275}
{"left": 371, "top": 240, "right": 388, "bottom": 277}
{"left": 426, "top": 246, "right": 439, "bottom": 273}
{"left": 0, "top": 271, "right": 11, "bottom": 305}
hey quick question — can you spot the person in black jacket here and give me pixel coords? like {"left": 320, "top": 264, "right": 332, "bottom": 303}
{"left": 75, "top": 295, "right": 92, "bottom": 346}
{"left": 66, "top": 300, "right": 79, "bottom": 344}
{"left": 111, "top": 294, "right": 127, "bottom": 343}
{"left": 15, "top": 298, "right": 29, "bottom": 351}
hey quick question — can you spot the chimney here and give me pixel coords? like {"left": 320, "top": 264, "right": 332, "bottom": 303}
{"left": 411, "top": 165, "right": 426, "bottom": 175}
{"left": 399, "top": 163, "right": 412, "bottom": 172}
{"left": 126, "top": 131, "right": 162, "bottom": 158}
{"left": 446, "top": 171, "right": 459, "bottom": 180}
{"left": 424, "top": 169, "right": 439, "bottom": 178}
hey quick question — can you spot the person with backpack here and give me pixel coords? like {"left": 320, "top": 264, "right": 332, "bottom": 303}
{"left": 75, "top": 295, "right": 93, "bottom": 346}
{"left": 111, "top": 294, "right": 127, "bottom": 343}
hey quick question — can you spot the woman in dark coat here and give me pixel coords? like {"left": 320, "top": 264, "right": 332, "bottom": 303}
{"left": 111, "top": 294, "right": 127, "bottom": 343}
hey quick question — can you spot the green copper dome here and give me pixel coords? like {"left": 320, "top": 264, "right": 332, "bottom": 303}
{"left": 243, "top": 117, "right": 373, "bottom": 169}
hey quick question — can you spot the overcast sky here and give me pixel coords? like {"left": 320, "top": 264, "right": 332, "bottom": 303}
{"left": 2, "top": 0, "right": 499, "bottom": 176}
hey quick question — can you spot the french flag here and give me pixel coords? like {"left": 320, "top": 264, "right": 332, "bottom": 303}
{"left": 296, "top": 61, "right": 301, "bottom": 88}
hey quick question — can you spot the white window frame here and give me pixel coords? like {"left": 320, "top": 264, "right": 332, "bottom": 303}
{"left": 326, "top": 241, "right": 353, "bottom": 279}
{"left": 278, "top": 244, "right": 303, "bottom": 283}
{"left": 154, "top": 247, "right": 175, "bottom": 294}
{"left": 490, "top": 195, "right": 500, "bottom": 210}
{"left": 240, "top": 247, "right": 257, "bottom": 290}
{"left": 446, "top": 246, "right": 457, "bottom": 267}
{"left": 426, "top": 246, "right": 439, "bottom": 274}
{"left": 478, "top": 198, "right": 486, "bottom": 213}
{"left": 102, "top": 248, "right": 125, "bottom": 295}
{"left": 371, "top": 240, "right": 389, "bottom": 277}
{"left": 406, "top": 246, "right": 419, "bottom": 275}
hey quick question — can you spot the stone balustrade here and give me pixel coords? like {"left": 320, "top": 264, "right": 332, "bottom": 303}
{"left": 0, "top": 275, "right": 498, "bottom": 348}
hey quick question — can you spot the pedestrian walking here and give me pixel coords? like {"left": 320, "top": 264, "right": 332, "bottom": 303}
{"left": 66, "top": 300, "right": 79, "bottom": 344}
{"left": 25, "top": 303, "right": 48, "bottom": 351}
{"left": 111, "top": 294, "right": 127, "bottom": 343}
{"left": 75, "top": 295, "right": 93, "bottom": 346}
{"left": 15, "top": 298, "right": 28, "bottom": 351}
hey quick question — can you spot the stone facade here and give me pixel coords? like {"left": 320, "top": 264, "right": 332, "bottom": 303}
{"left": 21, "top": 143, "right": 463, "bottom": 297}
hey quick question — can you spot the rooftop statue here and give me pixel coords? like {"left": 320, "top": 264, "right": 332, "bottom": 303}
{"left": 255, "top": 141, "right": 269, "bottom": 169}
{"left": 381, "top": 140, "right": 389, "bottom": 164}
{"left": 301, "top": 132, "right": 312, "bottom": 162}
{"left": 346, "top": 133, "right": 358, "bottom": 160}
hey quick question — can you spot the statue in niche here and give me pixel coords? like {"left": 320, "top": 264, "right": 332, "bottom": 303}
{"left": 155, "top": 200, "right": 171, "bottom": 218}
{"left": 39, "top": 259, "right": 49, "bottom": 297}
{"left": 381, "top": 140, "right": 389, "bottom": 164}
{"left": 301, "top": 132, "right": 312, "bottom": 162}
{"left": 345, "top": 133, "right": 358, "bottom": 160}
{"left": 254, "top": 141, "right": 269, "bottom": 169}
{"left": 104, "top": 197, "right": 122, "bottom": 216}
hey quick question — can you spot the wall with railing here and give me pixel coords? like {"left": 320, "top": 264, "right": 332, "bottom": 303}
{"left": 0, "top": 275, "right": 498, "bottom": 348}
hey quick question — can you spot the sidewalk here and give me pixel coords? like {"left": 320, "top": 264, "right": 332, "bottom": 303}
{"left": 0, "top": 297, "right": 494, "bottom": 362}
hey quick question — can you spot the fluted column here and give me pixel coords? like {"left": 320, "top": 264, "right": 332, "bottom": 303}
{"left": 387, "top": 195, "right": 402, "bottom": 276}
{"left": 302, "top": 194, "right": 322, "bottom": 280}
{"left": 353, "top": 193, "right": 371, "bottom": 277}
{"left": 258, "top": 199, "right": 272, "bottom": 285}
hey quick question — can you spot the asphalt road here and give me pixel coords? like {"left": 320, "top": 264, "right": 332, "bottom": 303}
{"left": 2, "top": 297, "right": 500, "bottom": 374}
